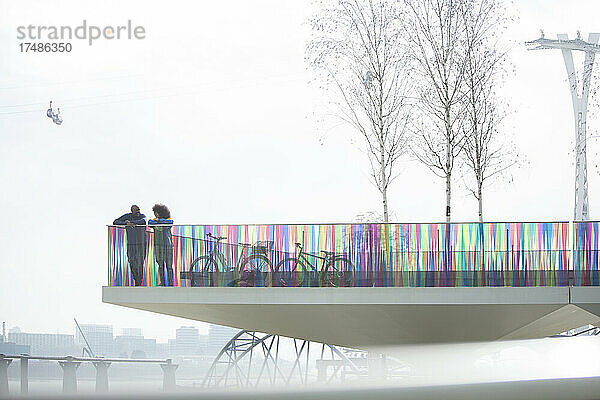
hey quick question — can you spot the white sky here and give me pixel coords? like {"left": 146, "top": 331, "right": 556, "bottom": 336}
{"left": 1, "top": 0, "right": 600, "bottom": 342}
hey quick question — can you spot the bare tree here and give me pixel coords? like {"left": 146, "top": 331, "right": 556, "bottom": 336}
{"left": 401, "top": 0, "right": 471, "bottom": 222}
{"left": 460, "top": 0, "right": 514, "bottom": 222}
{"left": 462, "top": 88, "right": 514, "bottom": 221}
{"left": 307, "top": 0, "right": 411, "bottom": 223}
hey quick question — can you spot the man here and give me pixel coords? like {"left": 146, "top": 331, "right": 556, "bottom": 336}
{"left": 113, "top": 205, "right": 147, "bottom": 286}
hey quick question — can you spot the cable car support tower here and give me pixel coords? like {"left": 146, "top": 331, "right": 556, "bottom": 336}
{"left": 526, "top": 31, "right": 600, "bottom": 220}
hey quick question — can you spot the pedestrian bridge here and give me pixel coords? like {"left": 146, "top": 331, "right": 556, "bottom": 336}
{"left": 103, "top": 221, "right": 600, "bottom": 347}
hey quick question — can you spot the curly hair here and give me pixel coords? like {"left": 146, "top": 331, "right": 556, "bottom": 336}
{"left": 152, "top": 204, "right": 171, "bottom": 219}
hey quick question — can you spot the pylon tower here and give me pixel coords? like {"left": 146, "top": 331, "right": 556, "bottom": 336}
{"left": 526, "top": 31, "right": 600, "bottom": 220}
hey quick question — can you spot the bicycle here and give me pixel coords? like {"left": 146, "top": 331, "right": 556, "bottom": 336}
{"left": 182, "top": 233, "right": 274, "bottom": 287}
{"left": 276, "top": 242, "right": 354, "bottom": 287}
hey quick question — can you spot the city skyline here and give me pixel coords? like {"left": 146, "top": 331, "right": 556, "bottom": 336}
{"left": 2, "top": 321, "right": 239, "bottom": 358}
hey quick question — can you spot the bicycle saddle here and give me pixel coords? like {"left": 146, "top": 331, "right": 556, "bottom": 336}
{"left": 320, "top": 250, "right": 335, "bottom": 256}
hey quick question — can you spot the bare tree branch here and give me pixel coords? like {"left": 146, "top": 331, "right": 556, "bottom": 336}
{"left": 307, "top": 0, "right": 411, "bottom": 222}
{"left": 400, "top": 0, "right": 471, "bottom": 222}
{"left": 459, "top": 0, "right": 516, "bottom": 222}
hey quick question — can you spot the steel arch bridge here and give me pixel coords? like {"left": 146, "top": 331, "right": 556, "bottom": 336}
{"left": 202, "top": 330, "right": 364, "bottom": 388}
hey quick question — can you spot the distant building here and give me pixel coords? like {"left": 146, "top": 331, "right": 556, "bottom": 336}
{"left": 199, "top": 334, "right": 208, "bottom": 354}
{"left": 8, "top": 328, "right": 75, "bottom": 356}
{"left": 122, "top": 328, "right": 143, "bottom": 337}
{"left": 173, "top": 326, "right": 200, "bottom": 356}
{"left": 156, "top": 342, "right": 169, "bottom": 358}
{"left": 76, "top": 324, "right": 114, "bottom": 357}
{"left": 0, "top": 341, "right": 30, "bottom": 355}
{"left": 168, "top": 338, "right": 176, "bottom": 356}
{"left": 114, "top": 328, "right": 157, "bottom": 358}
{"left": 207, "top": 324, "right": 239, "bottom": 355}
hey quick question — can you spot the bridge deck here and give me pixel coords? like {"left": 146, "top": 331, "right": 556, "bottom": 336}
{"left": 102, "top": 286, "right": 600, "bottom": 347}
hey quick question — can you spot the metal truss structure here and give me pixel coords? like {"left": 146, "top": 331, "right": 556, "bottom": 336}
{"left": 554, "top": 324, "right": 600, "bottom": 337}
{"left": 526, "top": 31, "right": 600, "bottom": 220}
{"left": 202, "top": 330, "right": 364, "bottom": 388}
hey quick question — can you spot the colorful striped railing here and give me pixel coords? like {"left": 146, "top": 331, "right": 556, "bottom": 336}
{"left": 107, "top": 221, "right": 600, "bottom": 287}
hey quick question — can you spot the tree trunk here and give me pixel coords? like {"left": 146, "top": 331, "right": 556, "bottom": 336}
{"left": 381, "top": 134, "right": 389, "bottom": 223}
{"left": 382, "top": 189, "right": 389, "bottom": 223}
{"left": 382, "top": 183, "right": 390, "bottom": 270}
{"left": 380, "top": 139, "right": 390, "bottom": 273}
{"left": 446, "top": 171, "right": 451, "bottom": 223}
{"left": 445, "top": 108, "right": 452, "bottom": 223}
{"left": 478, "top": 183, "right": 483, "bottom": 223}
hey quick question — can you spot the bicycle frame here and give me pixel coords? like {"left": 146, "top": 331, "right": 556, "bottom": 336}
{"left": 293, "top": 244, "right": 329, "bottom": 273}
{"left": 276, "top": 242, "right": 354, "bottom": 287}
{"left": 204, "top": 234, "right": 251, "bottom": 272}
{"left": 183, "top": 235, "right": 282, "bottom": 287}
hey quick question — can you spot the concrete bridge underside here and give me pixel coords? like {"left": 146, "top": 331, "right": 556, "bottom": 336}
{"left": 102, "top": 287, "right": 600, "bottom": 347}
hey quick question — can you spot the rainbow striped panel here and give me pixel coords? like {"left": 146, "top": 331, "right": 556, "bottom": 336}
{"left": 574, "top": 221, "right": 600, "bottom": 286}
{"left": 108, "top": 222, "right": 579, "bottom": 287}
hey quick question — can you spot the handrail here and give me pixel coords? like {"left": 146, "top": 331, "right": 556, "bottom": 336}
{"left": 107, "top": 220, "right": 589, "bottom": 227}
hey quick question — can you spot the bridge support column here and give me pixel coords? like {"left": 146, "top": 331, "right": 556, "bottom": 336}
{"left": 367, "top": 352, "right": 386, "bottom": 380}
{"left": 93, "top": 361, "right": 111, "bottom": 392}
{"left": 160, "top": 359, "right": 178, "bottom": 391}
{"left": 20, "top": 357, "right": 28, "bottom": 394}
{"left": 59, "top": 357, "right": 81, "bottom": 393}
{"left": 316, "top": 360, "right": 327, "bottom": 382}
{"left": 0, "top": 355, "right": 12, "bottom": 396}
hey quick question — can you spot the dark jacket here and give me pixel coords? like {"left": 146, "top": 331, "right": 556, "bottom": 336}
{"left": 148, "top": 218, "right": 174, "bottom": 249}
{"left": 113, "top": 213, "right": 147, "bottom": 245}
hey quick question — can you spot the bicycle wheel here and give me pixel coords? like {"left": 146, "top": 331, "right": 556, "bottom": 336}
{"left": 276, "top": 258, "right": 307, "bottom": 287}
{"left": 240, "top": 255, "right": 273, "bottom": 287}
{"left": 322, "top": 257, "right": 354, "bottom": 287}
{"left": 189, "top": 256, "right": 218, "bottom": 287}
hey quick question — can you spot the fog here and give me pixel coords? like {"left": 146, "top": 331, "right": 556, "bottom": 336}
{"left": 6, "top": 335, "right": 600, "bottom": 398}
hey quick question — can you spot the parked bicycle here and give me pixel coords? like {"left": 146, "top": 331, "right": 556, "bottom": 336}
{"left": 276, "top": 242, "right": 354, "bottom": 287}
{"left": 182, "top": 233, "right": 274, "bottom": 287}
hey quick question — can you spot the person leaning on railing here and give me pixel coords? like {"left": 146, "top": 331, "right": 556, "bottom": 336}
{"left": 113, "top": 205, "right": 148, "bottom": 286}
{"left": 148, "top": 204, "right": 174, "bottom": 286}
